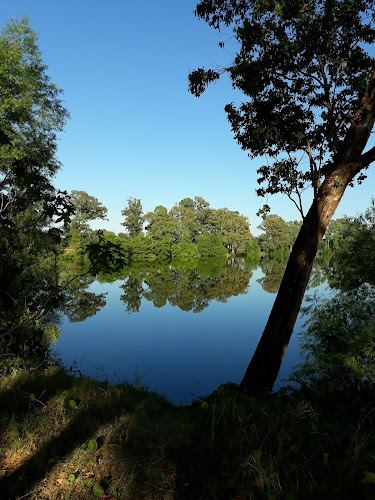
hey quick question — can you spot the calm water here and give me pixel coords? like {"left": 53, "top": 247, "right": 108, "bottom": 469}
{"left": 53, "top": 259, "right": 330, "bottom": 404}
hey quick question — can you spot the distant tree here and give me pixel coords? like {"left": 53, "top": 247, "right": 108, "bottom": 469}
{"left": 257, "top": 215, "right": 290, "bottom": 254}
{"left": 179, "top": 197, "right": 195, "bottom": 209}
{"left": 190, "top": 0, "right": 375, "bottom": 393}
{"left": 170, "top": 200, "right": 199, "bottom": 243}
{"left": 207, "top": 207, "right": 251, "bottom": 255}
{"left": 66, "top": 190, "right": 108, "bottom": 253}
{"left": 69, "top": 191, "right": 107, "bottom": 228}
{"left": 287, "top": 220, "right": 303, "bottom": 250}
{"left": 194, "top": 196, "right": 211, "bottom": 231}
{"left": 121, "top": 197, "right": 143, "bottom": 237}
{"left": 144, "top": 205, "right": 179, "bottom": 259}
{"left": 323, "top": 218, "right": 348, "bottom": 255}
{"left": 197, "top": 233, "right": 227, "bottom": 258}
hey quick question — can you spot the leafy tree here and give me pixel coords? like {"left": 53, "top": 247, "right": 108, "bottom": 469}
{"left": 69, "top": 190, "right": 107, "bottom": 229}
{"left": 170, "top": 200, "right": 199, "bottom": 243}
{"left": 0, "top": 18, "right": 73, "bottom": 342}
{"left": 190, "top": 0, "right": 375, "bottom": 393}
{"left": 144, "top": 205, "right": 179, "bottom": 259}
{"left": 257, "top": 214, "right": 290, "bottom": 254}
{"left": 197, "top": 233, "right": 227, "bottom": 257}
{"left": 294, "top": 284, "right": 375, "bottom": 389}
{"left": 194, "top": 195, "right": 211, "bottom": 232}
{"left": 121, "top": 197, "right": 143, "bottom": 237}
{"left": 66, "top": 190, "right": 108, "bottom": 253}
{"left": 0, "top": 17, "right": 71, "bottom": 233}
{"left": 325, "top": 200, "right": 375, "bottom": 290}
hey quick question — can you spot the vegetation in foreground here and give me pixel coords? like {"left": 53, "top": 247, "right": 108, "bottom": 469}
{"left": 1, "top": 356, "right": 375, "bottom": 500}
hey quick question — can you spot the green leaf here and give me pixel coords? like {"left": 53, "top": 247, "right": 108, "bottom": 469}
{"left": 11, "top": 427, "right": 19, "bottom": 440}
{"left": 290, "top": 445, "right": 299, "bottom": 453}
{"left": 69, "top": 399, "right": 76, "bottom": 409}
{"left": 29, "top": 393, "right": 35, "bottom": 402}
{"left": 323, "top": 453, "right": 329, "bottom": 466}
{"left": 362, "top": 471, "right": 375, "bottom": 484}
{"left": 68, "top": 473, "right": 75, "bottom": 483}
{"left": 252, "top": 449, "right": 261, "bottom": 461}
{"left": 88, "top": 439, "right": 98, "bottom": 452}
{"left": 93, "top": 484, "right": 104, "bottom": 497}
{"left": 201, "top": 401, "right": 209, "bottom": 410}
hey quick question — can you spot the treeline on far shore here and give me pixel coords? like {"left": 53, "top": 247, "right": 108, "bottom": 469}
{"left": 61, "top": 193, "right": 301, "bottom": 264}
{"left": 63, "top": 191, "right": 360, "bottom": 267}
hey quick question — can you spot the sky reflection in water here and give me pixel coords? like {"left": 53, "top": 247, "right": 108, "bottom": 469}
{"left": 53, "top": 260, "right": 329, "bottom": 404}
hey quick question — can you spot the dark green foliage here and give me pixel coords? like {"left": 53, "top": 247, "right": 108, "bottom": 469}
{"left": 295, "top": 284, "right": 375, "bottom": 389}
{"left": 116, "top": 196, "right": 258, "bottom": 263}
{"left": 121, "top": 197, "right": 143, "bottom": 237}
{"left": 257, "top": 214, "right": 301, "bottom": 255}
{"left": 64, "top": 190, "right": 108, "bottom": 257}
{"left": 190, "top": 0, "right": 375, "bottom": 206}
{"left": 0, "top": 18, "right": 74, "bottom": 345}
{"left": 0, "top": 17, "right": 71, "bottom": 230}
{"left": 325, "top": 201, "right": 375, "bottom": 290}
{"left": 293, "top": 200, "right": 375, "bottom": 389}
{"left": 197, "top": 233, "right": 227, "bottom": 257}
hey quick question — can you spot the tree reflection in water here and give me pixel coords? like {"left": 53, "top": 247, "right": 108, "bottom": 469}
{"left": 101, "top": 258, "right": 257, "bottom": 314}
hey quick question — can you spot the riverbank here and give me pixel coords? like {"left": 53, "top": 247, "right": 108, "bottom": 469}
{"left": 1, "top": 357, "right": 375, "bottom": 499}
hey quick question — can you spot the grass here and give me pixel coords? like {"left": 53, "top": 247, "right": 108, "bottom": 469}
{"left": 1, "top": 357, "right": 375, "bottom": 499}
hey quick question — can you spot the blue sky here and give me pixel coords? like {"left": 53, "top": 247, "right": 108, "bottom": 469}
{"left": 2, "top": 1, "right": 374, "bottom": 235}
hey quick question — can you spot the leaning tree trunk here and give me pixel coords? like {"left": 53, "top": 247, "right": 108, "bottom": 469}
{"left": 240, "top": 69, "right": 375, "bottom": 394}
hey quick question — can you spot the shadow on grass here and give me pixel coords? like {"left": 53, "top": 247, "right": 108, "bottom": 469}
{"left": 0, "top": 363, "right": 167, "bottom": 499}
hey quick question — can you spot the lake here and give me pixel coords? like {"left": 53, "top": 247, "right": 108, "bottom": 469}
{"left": 53, "top": 258, "right": 331, "bottom": 404}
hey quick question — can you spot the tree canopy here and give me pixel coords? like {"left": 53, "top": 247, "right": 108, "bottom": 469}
{"left": 0, "top": 18, "right": 73, "bottom": 343}
{"left": 189, "top": 0, "right": 375, "bottom": 215}
{"left": 0, "top": 17, "right": 71, "bottom": 232}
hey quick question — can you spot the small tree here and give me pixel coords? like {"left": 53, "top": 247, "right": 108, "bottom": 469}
{"left": 66, "top": 190, "right": 108, "bottom": 252}
{"left": 190, "top": 0, "right": 375, "bottom": 393}
{"left": 121, "top": 197, "right": 143, "bottom": 237}
{"left": 258, "top": 215, "right": 290, "bottom": 255}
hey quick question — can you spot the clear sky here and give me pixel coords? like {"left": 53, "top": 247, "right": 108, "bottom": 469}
{"left": 2, "top": 1, "right": 374, "bottom": 235}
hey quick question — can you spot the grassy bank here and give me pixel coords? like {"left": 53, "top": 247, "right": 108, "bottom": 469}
{"left": 1, "top": 358, "right": 375, "bottom": 499}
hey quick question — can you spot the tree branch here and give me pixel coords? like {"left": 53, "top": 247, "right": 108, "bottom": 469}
{"left": 358, "top": 144, "right": 375, "bottom": 169}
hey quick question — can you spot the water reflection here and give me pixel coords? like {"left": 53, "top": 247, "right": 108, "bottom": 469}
{"left": 53, "top": 256, "right": 332, "bottom": 403}
{"left": 257, "top": 257, "right": 287, "bottom": 293}
{"left": 106, "top": 258, "right": 256, "bottom": 314}
{"left": 61, "top": 274, "right": 107, "bottom": 322}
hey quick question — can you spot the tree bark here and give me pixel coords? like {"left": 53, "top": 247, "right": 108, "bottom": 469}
{"left": 240, "top": 69, "right": 375, "bottom": 394}
{"left": 240, "top": 178, "right": 344, "bottom": 393}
